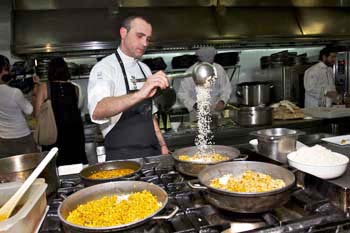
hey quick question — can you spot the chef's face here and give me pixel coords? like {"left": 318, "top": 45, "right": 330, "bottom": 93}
{"left": 120, "top": 18, "right": 152, "bottom": 59}
{"left": 323, "top": 52, "right": 337, "bottom": 67}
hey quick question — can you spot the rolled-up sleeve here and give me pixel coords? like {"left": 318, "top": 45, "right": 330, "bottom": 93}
{"left": 88, "top": 64, "right": 115, "bottom": 124}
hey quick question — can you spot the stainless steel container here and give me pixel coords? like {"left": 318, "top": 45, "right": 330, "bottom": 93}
{"left": 0, "top": 152, "right": 59, "bottom": 195}
{"left": 233, "top": 106, "right": 272, "bottom": 127}
{"left": 236, "top": 81, "right": 273, "bottom": 106}
{"left": 250, "top": 128, "right": 304, "bottom": 163}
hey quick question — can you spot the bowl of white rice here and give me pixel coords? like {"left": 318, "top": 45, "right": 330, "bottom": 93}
{"left": 287, "top": 145, "right": 349, "bottom": 179}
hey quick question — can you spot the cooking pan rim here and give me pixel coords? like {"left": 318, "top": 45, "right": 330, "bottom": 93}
{"left": 172, "top": 145, "right": 241, "bottom": 165}
{"left": 79, "top": 160, "right": 142, "bottom": 182}
{"left": 198, "top": 161, "right": 296, "bottom": 197}
{"left": 57, "top": 181, "right": 168, "bottom": 231}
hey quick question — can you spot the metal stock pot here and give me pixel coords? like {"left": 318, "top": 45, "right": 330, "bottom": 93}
{"left": 0, "top": 152, "right": 59, "bottom": 195}
{"left": 233, "top": 106, "right": 272, "bottom": 127}
{"left": 236, "top": 81, "right": 273, "bottom": 106}
{"left": 251, "top": 128, "right": 304, "bottom": 163}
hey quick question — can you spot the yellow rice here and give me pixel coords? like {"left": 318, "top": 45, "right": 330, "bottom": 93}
{"left": 210, "top": 170, "right": 286, "bottom": 193}
{"left": 87, "top": 168, "right": 135, "bottom": 179}
{"left": 66, "top": 190, "right": 161, "bottom": 227}
{"left": 179, "top": 153, "right": 229, "bottom": 162}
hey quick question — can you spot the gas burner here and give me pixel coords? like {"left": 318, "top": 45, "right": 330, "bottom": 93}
{"left": 39, "top": 155, "right": 350, "bottom": 233}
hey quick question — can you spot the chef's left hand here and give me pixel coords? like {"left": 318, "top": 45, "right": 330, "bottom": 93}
{"left": 214, "top": 100, "right": 225, "bottom": 111}
{"left": 161, "top": 144, "right": 169, "bottom": 155}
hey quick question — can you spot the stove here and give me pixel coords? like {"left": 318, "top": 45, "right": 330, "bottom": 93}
{"left": 39, "top": 154, "right": 350, "bottom": 233}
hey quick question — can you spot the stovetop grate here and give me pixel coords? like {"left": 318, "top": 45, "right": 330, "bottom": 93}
{"left": 39, "top": 155, "right": 350, "bottom": 233}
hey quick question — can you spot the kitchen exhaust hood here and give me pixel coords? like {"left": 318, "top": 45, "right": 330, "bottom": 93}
{"left": 12, "top": 0, "right": 350, "bottom": 55}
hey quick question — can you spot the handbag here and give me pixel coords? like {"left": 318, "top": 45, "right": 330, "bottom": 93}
{"left": 34, "top": 83, "right": 58, "bottom": 145}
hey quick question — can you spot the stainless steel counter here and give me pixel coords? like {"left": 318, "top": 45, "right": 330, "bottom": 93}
{"left": 164, "top": 117, "right": 329, "bottom": 149}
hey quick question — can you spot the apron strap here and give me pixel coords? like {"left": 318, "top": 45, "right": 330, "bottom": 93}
{"left": 115, "top": 51, "right": 130, "bottom": 93}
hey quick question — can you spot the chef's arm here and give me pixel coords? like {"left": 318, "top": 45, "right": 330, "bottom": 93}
{"left": 152, "top": 117, "right": 169, "bottom": 155}
{"left": 93, "top": 92, "right": 142, "bottom": 120}
{"left": 325, "top": 90, "right": 338, "bottom": 98}
{"left": 92, "top": 71, "right": 169, "bottom": 120}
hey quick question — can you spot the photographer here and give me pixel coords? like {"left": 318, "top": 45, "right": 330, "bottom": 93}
{"left": 0, "top": 55, "right": 37, "bottom": 157}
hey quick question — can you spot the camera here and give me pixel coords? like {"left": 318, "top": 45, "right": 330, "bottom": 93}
{"left": 5, "top": 61, "right": 35, "bottom": 94}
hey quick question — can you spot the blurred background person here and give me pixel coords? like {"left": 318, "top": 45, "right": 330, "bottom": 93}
{"left": 0, "top": 54, "right": 37, "bottom": 157}
{"left": 34, "top": 57, "right": 87, "bottom": 166}
{"left": 304, "top": 46, "right": 338, "bottom": 107}
{"left": 177, "top": 47, "right": 232, "bottom": 121}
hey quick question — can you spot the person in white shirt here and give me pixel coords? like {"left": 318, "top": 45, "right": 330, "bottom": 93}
{"left": 177, "top": 47, "right": 232, "bottom": 117}
{"left": 88, "top": 16, "right": 169, "bottom": 160}
{"left": 304, "top": 47, "right": 338, "bottom": 108}
{"left": 0, "top": 55, "right": 37, "bottom": 157}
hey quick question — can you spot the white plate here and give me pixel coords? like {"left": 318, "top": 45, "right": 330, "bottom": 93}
{"left": 321, "top": 135, "right": 350, "bottom": 146}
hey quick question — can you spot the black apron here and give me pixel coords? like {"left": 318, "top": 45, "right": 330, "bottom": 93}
{"left": 104, "top": 51, "right": 161, "bottom": 160}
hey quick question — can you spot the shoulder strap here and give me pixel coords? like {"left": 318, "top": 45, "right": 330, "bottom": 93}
{"left": 137, "top": 62, "right": 147, "bottom": 79}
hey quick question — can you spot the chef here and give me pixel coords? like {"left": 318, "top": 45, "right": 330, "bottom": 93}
{"left": 177, "top": 47, "right": 232, "bottom": 117}
{"left": 88, "top": 16, "right": 169, "bottom": 160}
{"left": 304, "top": 47, "right": 338, "bottom": 107}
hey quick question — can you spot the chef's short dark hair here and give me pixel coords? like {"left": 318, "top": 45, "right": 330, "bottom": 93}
{"left": 121, "top": 16, "right": 151, "bottom": 32}
{"left": 319, "top": 46, "right": 338, "bottom": 60}
{"left": 0, "top": 55, "right": 10, "bottom": 73}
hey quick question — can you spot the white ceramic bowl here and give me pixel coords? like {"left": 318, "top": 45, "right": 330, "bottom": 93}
{"left": 287, "top": 151, "right": 349, "bottom": 179}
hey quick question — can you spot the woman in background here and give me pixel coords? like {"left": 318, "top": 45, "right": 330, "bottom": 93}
{"left": 0, "top": 55, "right": 37, "bottom": 157}
{"left": 34, "top": 57, "right": 87, "bottom": 165}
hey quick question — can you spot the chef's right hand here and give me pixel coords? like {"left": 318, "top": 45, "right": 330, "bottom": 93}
{"left": 138, "top": 71, "right": 169, "bottom": 99}
{"left": 325, "top": 90, "right": 338, "bottom": 99}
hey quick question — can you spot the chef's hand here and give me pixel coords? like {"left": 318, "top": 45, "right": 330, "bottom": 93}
{"left": 32, "top": 75, "right": 40, "bottom": 85}
{"left": 160, "top": 144, "right": 169, "bottom": 155}
{"left": 138, "top": 71, "right": 169, "bottom": 99}
{"left": 214, "top": 100, "right": 226, "bottom": 111}
{"left": 325, "top": 91, "right": 338, "bottom": 99}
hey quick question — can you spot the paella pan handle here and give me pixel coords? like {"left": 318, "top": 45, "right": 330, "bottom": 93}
{"left": 233, "top": 154, "right": 248, "bottom": 161}
{"left": 187, "top": 180, "right": 208, "bottom": 190}
{"left": 280, "top": 164, "right": 298, "bottom": 173}
{"left": 152, "top": 206, "right": 179, "bottom": 220}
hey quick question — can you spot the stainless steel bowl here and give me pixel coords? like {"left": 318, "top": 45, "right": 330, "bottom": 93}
{"left": 251, "top": 128, "right": 304, "bottom": 163}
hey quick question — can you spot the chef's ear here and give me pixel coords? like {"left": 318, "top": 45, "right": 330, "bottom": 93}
{"left": 120, "top": 27, "right": 127, "bottom": 39}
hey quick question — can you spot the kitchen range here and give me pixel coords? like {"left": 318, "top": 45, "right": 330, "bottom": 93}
{"left": 38, "top": 146, "right": 350, "bottom": 233}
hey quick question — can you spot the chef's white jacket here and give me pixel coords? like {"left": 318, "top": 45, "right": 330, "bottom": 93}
{"left": 88, "top": 48, "right": 157, "bottom": 137}
{"left": 304, "top": 61, "right": 336, "bottom": 108}
{"left": 177, "top": 62, "right": 232, "bottom": 111}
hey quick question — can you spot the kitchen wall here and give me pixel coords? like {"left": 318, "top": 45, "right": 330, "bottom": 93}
{"left": 0, "top": 0, "right": 20, "bottom": 62}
